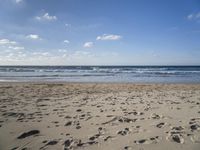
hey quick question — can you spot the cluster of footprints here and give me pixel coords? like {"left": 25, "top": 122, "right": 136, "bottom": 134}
{"left": 0, "top": 84, "right": 200, "bottom": 150}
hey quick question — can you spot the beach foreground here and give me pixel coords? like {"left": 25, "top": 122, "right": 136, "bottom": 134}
{"left": 0, "top": 83, "right": 200, "bottom": 150}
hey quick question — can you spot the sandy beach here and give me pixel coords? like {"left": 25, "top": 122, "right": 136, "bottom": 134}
{"left": 0, "top": 83, "right": 200, "bottom": 150}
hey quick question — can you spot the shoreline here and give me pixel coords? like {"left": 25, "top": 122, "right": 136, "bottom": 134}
{"left": 1, "top": 81, "right": 200, "bottom": 84}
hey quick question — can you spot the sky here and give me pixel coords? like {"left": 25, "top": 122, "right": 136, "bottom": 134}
{"left": 0, "top": 0, "right": 200, "bottom": 65}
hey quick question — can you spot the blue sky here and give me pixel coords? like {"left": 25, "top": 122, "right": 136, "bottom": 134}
{"left": 0, "top": 0, "right": 200, "bottom": 65}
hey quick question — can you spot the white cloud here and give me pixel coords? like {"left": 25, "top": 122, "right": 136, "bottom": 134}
{"left": 5, "top": 52, "right": 14, "bottom": 58}
{"left": 30, "top": 52, "right": 51, "bottom": 58}
{"left": 0, "top": 39, "right": 17, "bottom": 45}
{"left": 35, "top": 13, "right": 57, "bottom": 21}
{"left": 1, "top": 49, "right": 27, "bottom": 62}
{"left": 0, "top": 39, "right": 25, "bottom": 55}
{"left": 96, "top": 34, "right": 122, "bottom": 41}
{"left": 83, "top": 42, "right": 93, "bottom": 48}
{"left": 26, "top": 34, "right": 41, "bottom": 40}
{"left": 187, "top": 12, "right": 200, "bottom": 21}
{"left": 64, "top": 40, "right": 70, "bottom": 44}
{"left": 15, "top": 0, "right": 23, "bottom": 3}
{"left": 8, "top": 46, "right": 24, "bottom": 50}
{"left": 72, "top": 51, "right": 91, "bottom": 56}
{"left": 58, "top": 49, "right": 67, "bottom": 53}
{"left": 32, "top": 52, "right": 50, "bottom": 56}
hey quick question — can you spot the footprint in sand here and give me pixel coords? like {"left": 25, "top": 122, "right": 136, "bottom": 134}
{"left": 134, "top": 136, "right": 161, "bottom": 144}
{"left": 76, "top": 109, "right": 82, "bottom": 112}
{"left": 17, "top": 130, "right": 40, "bottom": 139}
{"left": 166, "top": 134, "right": 184, "bottom": 144}
{"left": 65, "top": 120, "right": 81, "bottom": 129}
{"left": 156, "top": 122, "right": 166, "bottom": 128}
{"left": 65, "top": 121, "right": 72, "bottom": 126}
{"left": 124, "top": 146, "right": 133, "bottom": 150}
{"left": 102, "top": 116, "right": 137, "bottom": 125}
{"left": 150, "top": 113, "right": 162, "bottom": 119}
{"left": 117, "top": 128, "right": 130, "bottom": 136}
{"left": 63, "top": 138, "right": 74, "bottom": 149}
{"left": 40, "top": 140, "right": 58, "bottom": 149}
{"left": 166, "top": 126, "right": 185, "bottom": 144}
{"left": 104, "top": 136, "right": 114, "bottom": 141}
{"left": 88, "top": 133, "right": 100, "bottom": 142}
{"left": 190, "top": 123, "right": 200, "bottom": 132}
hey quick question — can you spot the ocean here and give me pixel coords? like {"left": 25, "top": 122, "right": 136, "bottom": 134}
{"left": 0, "top": 66, "right": 200, "bottom": 83}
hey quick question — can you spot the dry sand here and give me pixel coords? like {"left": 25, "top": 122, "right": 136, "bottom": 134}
{"left": 0, "top": 83, "right": 200, "bottom": 150}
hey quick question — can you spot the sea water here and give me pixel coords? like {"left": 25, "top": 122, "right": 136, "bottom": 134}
{"left": 0, "top": 66, "right": 200, "bottom": 83}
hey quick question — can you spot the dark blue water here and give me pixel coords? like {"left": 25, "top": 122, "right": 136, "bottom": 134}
{"left": 0, "top": 66, "right": 200, "bottom": 83}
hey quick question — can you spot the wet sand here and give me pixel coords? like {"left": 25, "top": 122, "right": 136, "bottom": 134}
{"left": 0, "top": 83, "right": 200, "bottom": 150}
